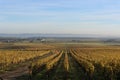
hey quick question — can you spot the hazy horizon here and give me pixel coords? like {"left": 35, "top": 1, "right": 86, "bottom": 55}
{"left": 0, "top": 0, "right": 120, "bottom": 36}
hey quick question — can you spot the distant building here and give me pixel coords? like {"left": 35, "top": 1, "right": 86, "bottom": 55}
{"left": 41, "top": 39, "right": 46, "bottom": 42}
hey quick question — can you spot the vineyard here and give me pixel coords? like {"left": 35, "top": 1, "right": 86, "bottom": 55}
{"left": 0, "top": 43, "right": 120, "bottom": 80}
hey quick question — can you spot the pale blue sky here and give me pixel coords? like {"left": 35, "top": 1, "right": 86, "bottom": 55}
{"left": 0, "top": 0, "right": 120, "bottom": 36}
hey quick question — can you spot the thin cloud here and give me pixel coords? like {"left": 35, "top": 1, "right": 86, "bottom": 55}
{"left": 0, "top": 0, "right": 120, "bottom": 36}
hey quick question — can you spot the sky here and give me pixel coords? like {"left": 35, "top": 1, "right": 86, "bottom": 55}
{"left": 0, "top": 0, "right": 120, "bottom": 36}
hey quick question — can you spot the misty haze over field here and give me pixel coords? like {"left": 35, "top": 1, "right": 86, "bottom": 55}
{"left": 1, "top": 1, "right": 120, "bottom": 80}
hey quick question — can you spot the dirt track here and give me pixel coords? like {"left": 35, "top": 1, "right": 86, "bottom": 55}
{"left": 0, "top": 65, "right": 28, "bottom": 80}
{"left": 0, "top": 52, "right": 53, "bottom": 80}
